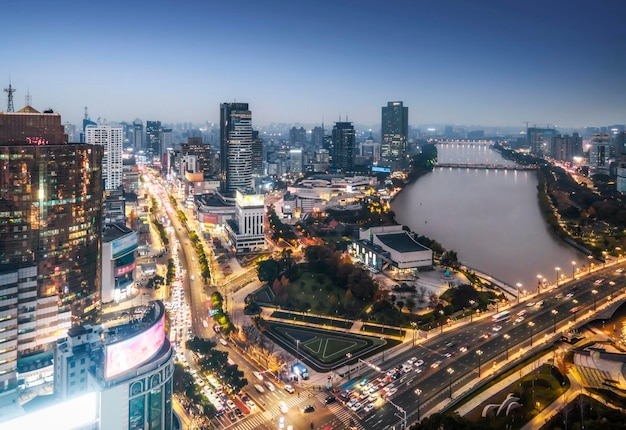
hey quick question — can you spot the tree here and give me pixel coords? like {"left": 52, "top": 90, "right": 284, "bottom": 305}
{"left": 406, "top": 298, "right": 416, "bottom": 313}
{"left": 173, "top": 363, "right": 196, "bottom": 395}
{"left": 257, "top": 258, "right": 282, "bottom": 283}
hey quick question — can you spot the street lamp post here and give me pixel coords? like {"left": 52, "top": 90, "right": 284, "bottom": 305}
{"left": 592, "top": 289, "right": 598, "bottom": 311}
{"left": 528, "top": 321, "right": 536, "bottom": 347}
{"left": 503, "top": 334, "right": 510, "bottom": 360}
{"left": 447, "top": 368, "right": 455, "bottom": 398}
{"left": 346, "top": 352, "right": 352, "bottom": 380}
{"left": 588, "top": 255, "right": 593, "bottom": 273}
{"left": 411, "top": 322, "right": 417, "bottom": 347}
{"left": 296, "top": 339, "right": 300, "bottom": 366}
{"left": 415, "top": 388, "right": 422, "bottom": 422}
{"left": 571, "top": 261, "right": 576, "bottom": 280}
{"left": 555, "top": 267, "right": 561, "bottom": 287}
{"left": 537, "top": 274, "right": 543, "bottom": 293}
{"left": 476, "top": 349, "right": 483, "bottom": 377}
{"left": 552, "top": 309, "right": 559, "bottom": 333}
{"left": 516, "top": 283, "right": 522, "bottom": 304}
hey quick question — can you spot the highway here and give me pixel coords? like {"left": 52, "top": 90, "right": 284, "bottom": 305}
{"left": 351, "top": 263, "right": 626, "bottom": 429}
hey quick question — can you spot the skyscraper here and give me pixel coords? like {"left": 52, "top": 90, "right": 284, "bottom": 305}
{"left": 132, "top": 119, "right": 144, "bottom": 151}
{"left": 381, "top": 101, "right": 408, "bottom": 170}
{"left": 85, "top": 125, "right": 123, "bottom": 191}
{"left": 146, "top": 120, "right": 162, "bottom": 159}
{"left": 220, "top": 103, "right": 253, "bottom": 193}
{"left": 331, "top": 121, "right": 355, "bottom": 172}
{"left": 0, "top": 106, "right": 103, "bottom": 404}
{"left": 251, "top": 130, "right": 264, "bottom": 176}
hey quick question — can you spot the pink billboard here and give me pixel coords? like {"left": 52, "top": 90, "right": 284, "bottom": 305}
{"left": 105, "top": 313, "right": 166, "bottom": 379}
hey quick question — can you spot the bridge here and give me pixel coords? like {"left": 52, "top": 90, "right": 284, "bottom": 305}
{"left": 437, "top": 139, "right": 494, "bottom": 145}
{"left": 436, "top": 162, "right": 537, "bottom": 171}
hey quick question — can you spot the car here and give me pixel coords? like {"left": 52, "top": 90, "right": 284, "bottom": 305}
{"left": 279, "top": 401, "right": 288, "bottom": 413}
{"left": 616, "top": 268, "right": 624, "bottom": 273}
{"left": 386, "top": 388, "right": 398, "bottom": 397}
{"left": 226, "top": 399, "right": 236, "bottom": 409}
{"left": 358, "top": 378, "right": 369, "bottom": 386}
{"left": 278, "top": 416, "right": 285, "bottom": 429}
{"left": 364, "top": 403, "right": 375, "bottom": 413}
{"left": 536, "top": 300, "right": 544, "bottom": 307}
{"left": 235, "top": 408, "right": 243, "bottom": 417}
{"left": 594, "top": 278, "right": 606, "bottom": 285}
{"left": 459, "top": 346, "right": 468, "bottom": 353}
{"left": 302, "top": 405, "right": 315, "bottom": 413}
{"left": 445, "top": 342, "right": 456, "bottom": 348}
{"left": 254, "top": 384, "right": 265, "bottom": 393}
{"left": 570, "top": 306, "right": 579, "bottom": 313}
{"left": 253, "top": 371, "right": 264, "bottom": 381}
{"left": 383, "top": 383, "right": 395, "bottom": 392}
{"left": 514, "top": 316, "right": 525, "bottom": 324}
{"left": 526, "top": 301, "right": 536, "bottom": 307}
{"left": 431, "top": 360, "right": 443, "bottom": 369}
{"left": 414, "top": 359, "right": 425, "bottom": 367}
{"left": 284, "top": 384, "right": 295, "bottom": 394}
{"left": 406, "top": 357, "right": 417, "bottom": 365}
{"left": 227, "top": 411, "right": 236, "bottom": 421}
{"left": 368, "top": 393, "right": 378, "bottom": 402}
{"left": 444, "top": 352, "right": 453, "bottom": 358}
{"left": 566, "top": 293, "right": 574, "bottom": 298}
{"left": 555, "top": 293, "right": 563, "bottom": 299}
{"left": 481, "top": 333, "right": 490, "bottom": 339}
{"left": 347, "top": 398, "right": 357, "bottom": 407}
{"left": 350, "top": 402, "right": 362, "bottom": 412}
{"left": 264, "top": 381, "right": 275, "bottom": 391}
{"left": 324, "top": 395, "right": 336, "bottom": 405}
{"left": 414, "top": 366, "right": 423, "bottom": 374}
{"left": 219, "top": 338, "right": 228, "bottom": 346}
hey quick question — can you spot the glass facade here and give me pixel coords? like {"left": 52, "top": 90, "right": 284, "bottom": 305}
{"left": 0, "top": 143, "right": 103, "bottom": 331}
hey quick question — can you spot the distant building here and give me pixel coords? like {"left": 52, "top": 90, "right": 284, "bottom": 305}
{"left": 224, "top": 190, "right": 266, "bottom": 253}
{"left": 550, "top": 133, "right": 582, "bottom": 162}
{"left": 354, "top": 225, "right": 433, "bottom": 270}
{"left": 146, "top": 120, "right": 161, "bottom": 159}
{"left": 527, "top": 126, "right": 557, "bottom": 156}
{"left": 251, "top": 130, "right": 264, "bottom": 176}
{"left": 220, "top": 103, "right": 253, "bottom": 193}
{"left": 289, "top": 126, "right": 306, "bottom": 147}
{"left": 360, "top": 134, "right": 381, "bottom": 165}
{"left": 85, "top": 125, "right": 124, "bottom": 190}
{"left": 290, "top": 148, "right": 304, "bottom": 175}
{"left": 381, "top": 101, "right": 408, "bottom": 170}
{"left": 102, "top": 223, "right": 138, "bottom": 304}
{"left": 589, "top": 133, "right": 611, "bottom": 174}
{"left": 132, "top": 119, "right": 144, "bottom": 151}
{"left": 310, "top": 126, "right": 324, "bottom": 149}
{"left": 180, "top": 137, "right": 212, "bottom": 175}
{"left": 331, "top": 121, "right": 355, "bottom": 172}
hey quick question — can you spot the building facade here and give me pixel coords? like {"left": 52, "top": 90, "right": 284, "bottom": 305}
{"left": 102, "top": 224, "right": 138, "bottom": 304}
{"left": 0, "top": 106, "right": 103, "bottom": 405}
{"left": 225, "top": 190, "right": 266, "bottom": 253}
{"left": 331, "top": 122, "right": 355, "bottom": 172}
{"left": 381, "top": 101, "right": 408, "bottom": 169}
{"left": 220, "top": 103, "right": 253, "bottom": 193}
{"left": 146, "top": 121, "right": 162, "bottom": 159}
{"left": 85, "top": 125, "right": 123, "bottom": 191}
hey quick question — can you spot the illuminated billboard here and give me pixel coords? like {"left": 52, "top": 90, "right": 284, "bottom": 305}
{"left": 105, "top": 313, "right": 166, "bottom": 379}
{"left": 111, "top": 231, "right": 138, "bottom": 259}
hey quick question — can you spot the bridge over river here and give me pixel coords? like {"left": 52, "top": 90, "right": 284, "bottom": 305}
{"left": 435, "top": 162, "right": 537, "bottom": 170}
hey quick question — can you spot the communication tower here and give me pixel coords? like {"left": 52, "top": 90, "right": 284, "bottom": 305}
{"left": 4, "top": 81, "right": 16, "bottom": 112}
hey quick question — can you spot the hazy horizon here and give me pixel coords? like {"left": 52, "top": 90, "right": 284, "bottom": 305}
{"left": 4, "top": 0, "right": 626, "bottom": 129}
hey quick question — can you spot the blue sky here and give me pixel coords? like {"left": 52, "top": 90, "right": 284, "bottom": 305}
{"left": 4, "top": 0, "right": 626, "bottom": 129}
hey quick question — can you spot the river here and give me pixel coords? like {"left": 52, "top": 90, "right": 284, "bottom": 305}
{"left": 392, "top": 143, "right": 587, "bottom": 292}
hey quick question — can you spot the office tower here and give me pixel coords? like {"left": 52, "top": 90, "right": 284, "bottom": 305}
{"left": 331, "top": 121, "right": 355, "bottom": 172}
{"left": 0, "top": 106, "right": 103, "bottom": 406}
{"left": 590, "top": 133, "right": 611, "bottom": 173}
{"left": 220, "top": 103, "right": 253, "bottom": 193}
{"left": 251, "top": 130, "right": 264, "bottom": 176}
{"left": 225, "top": 190, "right": 266, "bottom": 253}
{"left": 289, "top": 127, "right": 306, "bottom": 147}
{"left": 550, "top": 133, "right": 582, "bottom": 162}
{"left": 85, "top": 125, "right": 123, "bottom": 191}
{"left": 160, "top": 128, "right": 173, "bottom": 157}
{"left": 381, "top": 101, "right": 409, "bottom": 170}
{"left": 310, "top": 126, "right": 324, "bottom": 149}
{"left": 146, "top": 120, "right": 162, "bottom": 158}
{"left": 132, "top": 119, "right": 144, "bottom": 151}
{"left": 180, "top": 137, "right": 212, "bottom": 175}
{"left": 290, "top": 148, "right": 304, "bottom": 175}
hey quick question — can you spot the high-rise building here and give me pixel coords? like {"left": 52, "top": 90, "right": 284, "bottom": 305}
{"left": 0, "top": 106, "right": 103, "bottom": 406}
{"left": 310, "top": 126, "right": 324, "bottom": 149}
{"left": 220, "top": 103, "right": 253, "bottom": 193}
{"left": 589, "top": 133, "right": 611, "bottom": 173}
{"left": 290, "top": 148, "right": 304, "bottom": 175}
{"left": 251, "top": 130, "right": 264, "bottom": 176}
{"left": 527, "top": 126, "right": 557, "bottom": 156}
{"left": 180, "top": 137, "right": 212, "bottom": 175}
{"left": 225, "top": 190, "right": 266, "bottom": 253}
{"left": 85, "top": 125, "right": 123, "bottom": 191}
{"left": 331, "top": 121, "right": 355, "bottom": 172}
{"left": 289, "top": 127, "right": 306, "bottom": 147}
{"left": 132, "top": 119, "right": 144, "bottom": 151}
{"left": 550, "top": 133, "right": 582, "bottom": 162}
{"left": 381, "top": 101, "right": 408, "bottom": 170}
{"left": 146, "top": 121, "right": 162, "bottom": 158}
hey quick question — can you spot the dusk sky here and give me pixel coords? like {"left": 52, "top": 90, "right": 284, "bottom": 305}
{"left": 4, "top": 0, "right": 626, "bottom": 129}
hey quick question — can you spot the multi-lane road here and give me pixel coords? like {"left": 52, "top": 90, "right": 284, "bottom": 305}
{"left": 352, "top": 263, "right": 626, "bottom": 429}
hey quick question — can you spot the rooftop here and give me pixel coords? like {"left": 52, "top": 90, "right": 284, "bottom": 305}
{"left": 375, "top": 232, "right": 431, "bottom": 253}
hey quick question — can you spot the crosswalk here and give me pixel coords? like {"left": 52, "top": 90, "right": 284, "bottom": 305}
{"left": 314, "top": 392, "right": 365, "bottom": 430}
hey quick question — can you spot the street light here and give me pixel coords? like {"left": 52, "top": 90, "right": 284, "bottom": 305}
{"left": 555, "top": 267, "right": 561, "bottom": 287}
{"left": 571, "top": 261, "right": 576, "bottom": 279}
{"left": 503, "top": 334, "right": 510, "bottom": 359}
{"left": 516, "top": 283, "right": 522, "bottom": 304}
{"left": 415, "top": 388, "right": 422, "bottom": 422}
{"left": 537, "top": 274, "right": 543, "bottom": 293}
{"left": 592, "top": 289, "right": 598, "bottom": 311}
{"left": 528, "top": 321, "right": 536, "bottom": 347}
{"left": 346, "top": 353, "right": 352, "bottom": 380}
{"left": 296, "top": 339, "right": 300, "bottom": 366}
{"left": 551, "top": 309, "right": 558, "bottom": 333}
{"left": 410, "top": 322, "right": 417, "bottom": 346}
{"left": 447, "top": 368, "right": 455, "bottom": 398}
{"left": 588, "top": 255, "right": 593, "bottom": 273}
{"left": 476, "top": 349, "right": 483, "bottom": 377}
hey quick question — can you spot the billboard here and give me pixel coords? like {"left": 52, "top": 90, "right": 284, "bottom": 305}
{"left": 105, "top": 313, "right": 166, "bottom": 379}
{"left": 111, "top": 231, "right": 138, "bottom": 259}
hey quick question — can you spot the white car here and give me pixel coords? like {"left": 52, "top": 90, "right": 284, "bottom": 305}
{"left": 350, "top": 402, "right": 362, "bottom": 412}
{"left": 414, "top": 359, "right": 424, "bottom": 367}
{"left": 219, "top": 338, "right": 228, "bottom": 346}
{"left": 253, "top": 371, "right": 264, "bottom": 381}
{"left": 492, "top": 325, "right": 502, "bottom": 332}
{"left": 284, "top": 384, "right": 295, "bottom": 394}
{"left": 364, "top": 403, "right": 375, "bottom": 413}
{"left": 279, "top": 401, "right": 288, "bottom": 413}
{"left": 406, "top": 357, "right": 417, "bottom": 365}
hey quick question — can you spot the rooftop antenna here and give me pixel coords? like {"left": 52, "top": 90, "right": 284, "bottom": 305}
{"left": 4, "top": 79, "right": 16, "bottom": 112}
{"left": 25, "top": 88, "right": 31, "bottom": 107}
{"left": 84, "top": 106, "right": 90, "bottom": 120}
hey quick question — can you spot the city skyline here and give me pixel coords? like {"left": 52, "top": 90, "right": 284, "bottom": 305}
{"left": 4, "top": 0, "right": 626, "bottom": 128}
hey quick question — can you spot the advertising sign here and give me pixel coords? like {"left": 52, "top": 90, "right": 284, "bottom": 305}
{"left": 104, "top": 313, "right": 165, "bottom": 379}
{"left": 111, "top": 232, "right": 138, "bottom": 259}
